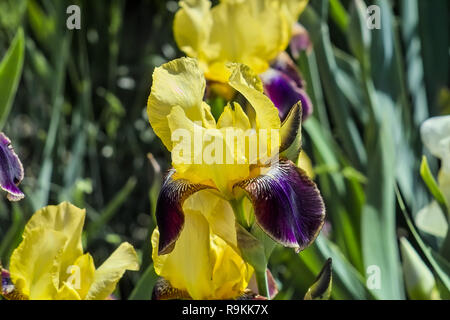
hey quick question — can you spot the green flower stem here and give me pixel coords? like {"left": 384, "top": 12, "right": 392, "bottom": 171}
{"left": 230, "top": 198, "right": 250, "bottom": 229}
{"left": 231, "top": 199, "right": 273, "bottom": 299}
{"left": 255, "top": 268, "right": 270, "bottom": 299}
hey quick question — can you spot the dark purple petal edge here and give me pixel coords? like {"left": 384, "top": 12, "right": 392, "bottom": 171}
{"left": 0, "top": 132, "right": 24, "bottom": 201}
{"left": 234, "top": 159, "right": 325, "bottom": 251}
{"left": 156, "top": 169, "right": 214, "bottom": 255}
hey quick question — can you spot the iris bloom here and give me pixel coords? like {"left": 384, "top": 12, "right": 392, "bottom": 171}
{"left": 151, "top": 191, "right": 253, "bottom": 299}
{"left": 0, "top": 202, "right": 139, "bottom": 300}
{"left": 0, "top": 132, "right": 24, "bottom": 201}
{"left": 416, "top": 116, "right": 450, "bottom": 238}
{"left": 147, "top": 57, "right": 325, "bottom": 299}
{"left": 173, "top": 0, "right": 313, "bottom": 120}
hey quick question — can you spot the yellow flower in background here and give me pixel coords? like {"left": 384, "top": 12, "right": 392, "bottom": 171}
{"left": 1, "top": 202, "right": 139, "bottom": 300}
{"left": 173, "top": 0, "right": 309, "bottom": 83}
{"left": 151, "top": 190, "right": 253, "bottom": 300}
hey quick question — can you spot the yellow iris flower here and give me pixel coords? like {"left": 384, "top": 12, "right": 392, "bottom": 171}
{"left": 147, "top": 57, "right": 278, "bottom": 299}
{"left": 147, "top": 57, "right": 325, "bottom": 300}
{"left": 174, "top": 0, "right": 309, "bottom": 83}
{"left": 151, "top": 190, "right": 253, "bottom": 300}
{"left": 2, "top": 202, "right": 139, "bottom": 300}
{"left": 148, "top": 57, "right": 281, "bottom": 197}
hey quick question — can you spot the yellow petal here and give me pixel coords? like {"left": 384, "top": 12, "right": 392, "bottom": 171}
{"left": 217, "top": 102, "right": 251, "bottom": 131}
{"left": 151, "top": 204, "right": 253, "bottom": 299}
{"left": 210, "top": 235, "right": 253, "bottom": 299}
{"left": 85, "top": 242, "right": 139, "bottom": 300}
{"left": 183, "top": 190, "right": 238, "bottom": 248}
{"left": 173, "top": 0, "right": 218, "bottom": 60}
{"left": 278, "top": 0, "right": 309, "bottom": 24}
{"left": 147, "top": 57, "right": 215, "bottom": 150}
{"left": 55, "top": 283, "right": 82, "bottom": 300}
{"left": 152, "top": 212, "right": 212, "bottom": 300}
{"left": 228, "top": 63, "right": 281, "bottom": 130}
{"left": 297, "top": 150, "right": 314, "bottom": 179}
{"left": 23, "top": 202, "right": 85, "bottom": 286}
{"left": 168, "top": 105, "right": 249, "bottom": 195}
{"left": 62, "top": 253, "right": 96, "bottom": 299}
{"left": 9, "top": 228, "right": 67, "bottom": 300}
{"left": 178, "top": 0, "right": 291, "bottom": 82}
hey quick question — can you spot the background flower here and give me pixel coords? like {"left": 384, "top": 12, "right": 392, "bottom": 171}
{"left": 2, "top": 202, "right": 139, "bottom": 300}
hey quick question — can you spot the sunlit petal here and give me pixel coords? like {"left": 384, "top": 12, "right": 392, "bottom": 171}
{"left": 9, "top": 228, "right": 67, "bottom": 299}
{"left": 147, "top": 57, "right": 215, "bottom": 150}
{"left": 85, "top": 242, "right": 139, "bottom": 300}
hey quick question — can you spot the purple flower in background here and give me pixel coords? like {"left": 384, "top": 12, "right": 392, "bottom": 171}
{"left": 0, "top": 132, "right": 24, "bottom": 201}
{"left": 261, "top": 52, "right": 313, "bottom": 122}
{"left": 290, "top": 23, "right": 312, "bottom": 59}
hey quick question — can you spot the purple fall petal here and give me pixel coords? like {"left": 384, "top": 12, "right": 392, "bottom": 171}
{"left": 234, "top": 159, "right": 325, "bottom": 251}
{"left": 0, "top": 133, "right": 24, "bottom": 201}
{"left": 156, "top": 169, "right": 214, "bottom": 255}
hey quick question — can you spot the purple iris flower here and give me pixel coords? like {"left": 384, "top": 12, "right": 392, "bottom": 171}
{"left": 0, "top": 132, "right": 24, "bottom": 201}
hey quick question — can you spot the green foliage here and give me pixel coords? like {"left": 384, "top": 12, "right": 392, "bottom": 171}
{"left": 0, "top": 29, "right": 25, "bottom": 130}
{"left": 0, "top": 0, "right": 449, "bottom": 300}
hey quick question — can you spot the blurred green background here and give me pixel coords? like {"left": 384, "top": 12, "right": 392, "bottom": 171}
{"left": 0, "top": 0, "right": 449, "bottom": 300}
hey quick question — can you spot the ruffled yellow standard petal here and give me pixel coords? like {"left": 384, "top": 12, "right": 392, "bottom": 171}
{"left": 168, "top": 105, "right": 249, "bottom": 195}
{"left": 9, "top": 228, "right": 67, "bottom": 300}
{"left": 173, "top": 0, "right": 218, "bottom": 64}
{"left": 85, "top": 242, "right": 139, "bottom": 300}
{"left": 147, "top": 57, "right": 216, "bottom": 150}
{"left": 174, "top": 0, "right": 303, "bottom": 83}
{"left": 152, "top": 192, "right": 252, "bottom": 299}
{"left": 22, "top": 202, "right": 85, "bottom": 286}
{"left": 227, "top": 63, "right": 280, "bottom": 130}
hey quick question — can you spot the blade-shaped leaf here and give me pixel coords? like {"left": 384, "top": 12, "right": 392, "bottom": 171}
{"left": 0, "top": 28, "right": 25, "bottom": 130}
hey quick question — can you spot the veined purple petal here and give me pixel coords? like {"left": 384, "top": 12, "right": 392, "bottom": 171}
{"left": 0, "top": 133, "right": 24, "bottom": 202}
{"left": 156, "top": 169, "right": 214, "bottom": 255}
{"left": 234, "top": 159, "right": 325, "bottom": 251}
{"left": 261, "top": 68, "right": 313, "bottom": 122}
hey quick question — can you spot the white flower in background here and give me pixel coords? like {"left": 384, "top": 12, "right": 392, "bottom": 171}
{"left": 417, "top": 116, "right": 450, "bottom": 239}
